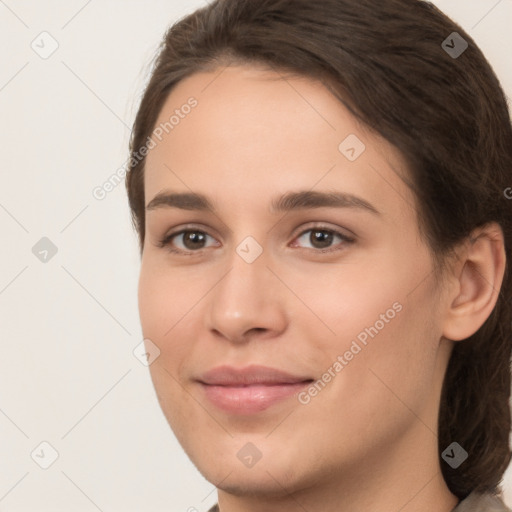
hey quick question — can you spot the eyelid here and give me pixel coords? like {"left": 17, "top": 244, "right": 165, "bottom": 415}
{"left": 157, "top": 223, "right": 219, "bottom": 252}
{"left": 288, "top": 223, "right": 355, "bottom": 253}
{"left": 291, "top": 221, "right": 356, "bottom": 241}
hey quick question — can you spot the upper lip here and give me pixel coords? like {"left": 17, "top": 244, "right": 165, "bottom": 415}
{"left": 196, "top": 365, "right": 314, "bottom": 386}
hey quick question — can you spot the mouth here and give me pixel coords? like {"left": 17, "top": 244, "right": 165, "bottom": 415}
{"left": 195, "top": 364, "right": 314, "bottom": 414}
{"left": 198, "top": 381, "right": 314, "bottom": 414}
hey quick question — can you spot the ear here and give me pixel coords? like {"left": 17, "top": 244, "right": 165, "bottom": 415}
{"left": 442, "top": 222, "right": 506, "bottom": 342}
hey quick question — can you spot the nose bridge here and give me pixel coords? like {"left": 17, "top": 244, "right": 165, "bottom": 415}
{"left": 215, "top": 238, "right": 270, "bottom": 314}
{"left": 205, "top": 236, "right": 287, "bottom": 341}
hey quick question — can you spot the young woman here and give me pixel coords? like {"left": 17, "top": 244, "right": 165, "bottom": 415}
{"left": 125, "top": 1, "right": 512, "bottom": 510}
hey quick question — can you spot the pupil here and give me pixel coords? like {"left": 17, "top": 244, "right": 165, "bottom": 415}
{"left": 312, "top": 230, "right": 332, "bottom": 249}
{"left": 185, "top": 232, "right": 205, "bottom": 249}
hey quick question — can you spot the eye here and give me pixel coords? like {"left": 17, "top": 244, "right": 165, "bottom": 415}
{"left": 157, "top": 228, "right": 219, "bottom": 254}
{"left": 156, "top": 224, "right": 355, "bottom": 255}
{"left": 290, "top": 226, "right": 355, "bottom": 252}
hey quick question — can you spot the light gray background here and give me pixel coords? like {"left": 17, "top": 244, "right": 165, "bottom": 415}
{"left": 0, "top": 1, "right": 511, "bottom": 510}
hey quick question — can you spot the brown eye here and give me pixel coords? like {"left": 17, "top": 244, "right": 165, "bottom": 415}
{"left": 157, "top": 224, "right": 354, "bottom": 256}
{"left": 180, "top": 231, "right": 208, "bottom": 250}
{"left": 310, "top": 230, "right": 334, "bottom": 249}
{"left": 158, "top": 229, "right": 217, "bottom": 253}
{"left": 292, "top": 227, "right": 354, "bottom": 252}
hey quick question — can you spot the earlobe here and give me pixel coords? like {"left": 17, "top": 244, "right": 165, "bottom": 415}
{"left": 442, "top": 222, "right": 506, "bottom": 342}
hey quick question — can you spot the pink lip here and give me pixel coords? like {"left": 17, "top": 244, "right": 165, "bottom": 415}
{"left": 195, "top": 365, "right": 314, "bottom": 414}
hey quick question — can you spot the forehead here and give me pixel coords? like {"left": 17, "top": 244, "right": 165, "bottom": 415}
{"left": 143, "top": 65, "right": 416, "bottom": 222}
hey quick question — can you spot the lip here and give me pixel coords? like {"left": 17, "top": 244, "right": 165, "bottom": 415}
{"left": 195, "top": 365, "right": 314, "bottom": 415}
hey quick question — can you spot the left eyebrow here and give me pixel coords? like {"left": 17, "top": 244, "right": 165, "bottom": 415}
{"left": 270, "top": 190, "right": 380, "bottom": 216}
{"left": 145, "top": 189, "right": 381, "bottom": 216}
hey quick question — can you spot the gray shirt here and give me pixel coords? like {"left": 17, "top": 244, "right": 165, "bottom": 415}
{"left": 454, "top": 492, "right": 511, "bottom": 512}
{"left": 206, "top": 491, "right": 511, "bottom": 512}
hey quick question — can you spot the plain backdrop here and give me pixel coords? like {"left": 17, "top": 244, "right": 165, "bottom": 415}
{"left": 0, "top": 1, "right": 511, "bottom": 510}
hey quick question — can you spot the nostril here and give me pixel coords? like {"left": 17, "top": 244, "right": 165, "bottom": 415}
{"left": 249, "top": 327, "right": 266, "bottom": 335}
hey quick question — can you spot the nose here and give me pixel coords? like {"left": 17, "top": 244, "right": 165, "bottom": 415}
{"left": 204, "top": 244, "right": 289, "bottom": 344}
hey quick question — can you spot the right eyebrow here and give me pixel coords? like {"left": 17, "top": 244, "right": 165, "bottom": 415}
{"left": 146, "top": 191, "right": 214, "bottom": 212}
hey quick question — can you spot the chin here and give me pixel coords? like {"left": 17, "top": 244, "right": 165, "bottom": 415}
{"left": 200, "top": 466, "right": 310, "bottom": 500}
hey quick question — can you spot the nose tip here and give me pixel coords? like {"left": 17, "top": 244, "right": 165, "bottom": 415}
{"left": 204, "top": 254, "right": 288, "bottom": 344}
{"left": 215, "top": 326, "right": 268, "bottom": 343}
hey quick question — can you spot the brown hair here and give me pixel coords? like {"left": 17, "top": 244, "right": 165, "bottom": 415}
{"left": 125, "top": 0, "right": 512, "bottom": 499}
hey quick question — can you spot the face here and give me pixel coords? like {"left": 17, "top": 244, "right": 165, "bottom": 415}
{"left": 138, "top": 65, "right": 452, "bottom": 497}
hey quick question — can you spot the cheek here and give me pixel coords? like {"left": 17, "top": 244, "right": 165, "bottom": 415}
{"left": 138, "top": 261, "right": 179, "bottom": 381}
{"left": 291, "top": 245, "right": 439, "bottom": 402}
{"left": 137, "top": 263, "right": 189, "bottom": 410}
{"left": 138, "top": 257, "right": 196, "bottom": 337}
{"left": 137, "top": 257, "right": 213, "bottom": 382}
{"left": 284, "top": 250, "right": 416, "bottom": 352}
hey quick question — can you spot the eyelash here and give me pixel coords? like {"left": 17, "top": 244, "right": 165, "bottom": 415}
{"left": 156, "top": 224, "right": 355, "bottom": 256}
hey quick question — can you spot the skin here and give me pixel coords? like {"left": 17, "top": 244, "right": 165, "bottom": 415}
{"left": 137, "top": 64, "right": 506, "bottom": 512}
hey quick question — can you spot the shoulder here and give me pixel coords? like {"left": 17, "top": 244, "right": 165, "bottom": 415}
{"left": 207, "top": 505, "right": 219, "bottom": 512}
{"left": 455, "top": 491, "right": 511, "bottom": 512}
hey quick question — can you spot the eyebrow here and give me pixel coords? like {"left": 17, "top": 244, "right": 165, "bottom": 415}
{"left": 146, "top": 190, "right": 381, "bottom": 216}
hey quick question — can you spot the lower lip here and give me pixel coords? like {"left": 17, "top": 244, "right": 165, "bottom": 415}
{"left": 198, "top": 381, "right": 312, "bottom": 414}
